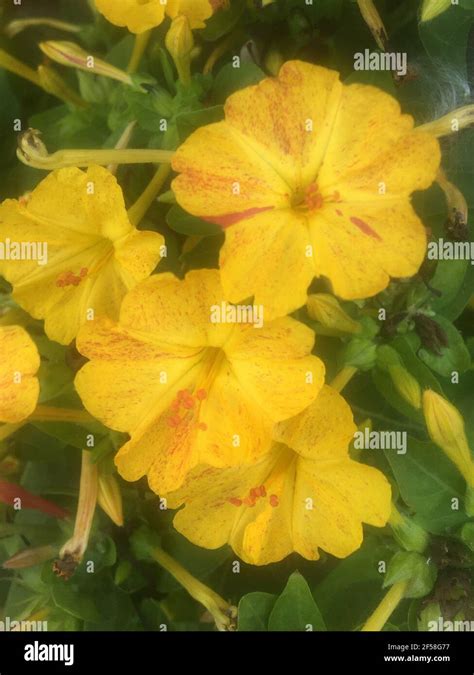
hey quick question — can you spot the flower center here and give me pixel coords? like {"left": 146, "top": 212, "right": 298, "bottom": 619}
{"left": 292, "top": 182, "right": 341, "bottom": 213}
{"left": 166, "top": 347, "right": 225, "bottom": 431}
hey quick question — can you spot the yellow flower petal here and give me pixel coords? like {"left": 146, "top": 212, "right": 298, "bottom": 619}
{"left": 219, "top": 209, "right": 315, "bottom": 319}
{"left": 227, "top": 316, "right": 324, "bottom": 421}
{"left": 75, "top": 269, "right": 323, "bottom": 493}
{"left": 273, "top": 385, "right": 356, "bottom": 460}
{"left": 0, "top": 325, "right": 40, "bottom": 423}
{"left": 166, "top": 0, "right": 213, "bottom": 29}
{"left": 309, "top": 200, "right": 427, "bottom": 299}
{"left": 317, "top": 84, "right": 440, "bottom": 200}
{"left": 94, "top": 0, "right": 166, "bottom": 34}
{"left": 171, "top": 122, "right": 290, "bottom": 223}
{"left": 223, "top": 61, "right": 342, "bottom": 190}
{"left": 0, "top": 166, "right": 164, "bottom": 344}
{"left": 293, "top": 458, "right": 391, "bottom": 559}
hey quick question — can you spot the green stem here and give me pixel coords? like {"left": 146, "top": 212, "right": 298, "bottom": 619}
{"left": 151, "top": 546, "right": 237, "bottom": 631}
{"left": 361, "top": 581, "right": 408, "bottom": 631}
{"left": 128, "top": 164, "right": 171, "bottom": 226}
{"left": 330, "top": 366, "right": 358, "bottom": 393}
{"left": 0, "top": 48, "right": 41, "bottom": 86}
{"left": 127, "top": 30, "right": 152, "bottom": 74}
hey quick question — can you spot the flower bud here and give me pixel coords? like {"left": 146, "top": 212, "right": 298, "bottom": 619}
{"left": 356, "top": 0, "right": 388, "bottom": 51}
{"left": 165, "top": 16, "right": 194, "bottom": 86}
{"left": 307, "top": 294, "right": 360, "bottom": 334}
{"left": 39, "top": 41, "right": 133, "bottom": 86}
{"left": 342, "top": 337, "right": 377, "bottom": 371}
{"left": 3, "top": 544, "right": 56, "bottom": 570}
{"left": 98, "top": 473, "right": 124, "bottom": 527}
{"left": 388, "top": 365, "right": 422, "bottom": 409}
{"left": 389, "top": 505, "right": 429, "bottom": 553}
{"left": 422, "top": 390, "right": 474, "bottom": 491}
{"left": 420, "top": 0, "right": 451, "bottom": 23}
{"left": 384, "top": 551, "right": 437, "bottom": 599}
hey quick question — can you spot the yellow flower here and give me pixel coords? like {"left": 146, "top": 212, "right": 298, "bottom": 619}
{"left": 172, "top": 61, "right": 440, "bottom": 318}
{"left": 75, "top": 269, "right": 325, "bottom": 494}
{"left": 0, "top": 166, "right": 164, "bottom": 345}
{"left": 95, "top": 0, "right": 213, "bottom": 34}
{"left": 0, "top": 325, "right": 40, "bottom": 423}
{"left": 166, "top": 386, "right": 391, "bottom": 565}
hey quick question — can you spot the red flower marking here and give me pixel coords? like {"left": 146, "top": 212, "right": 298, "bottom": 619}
{"left": 336, "top": 209, "right": 343, "bottom": 217}
{"left": 269, "top": 494, "right": 279, "bottom": 508}
{"left": 349, "top": 216, "right": 382, "bottom": 241}
{"left": 196, "top": 389, "right": 207, "bottom": 401}
{"left": 204, "top": 206, "right": 274, "bottom": 229}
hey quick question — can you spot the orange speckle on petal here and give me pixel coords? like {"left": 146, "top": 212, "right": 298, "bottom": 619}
{"left": 196, "top": 389, "right": 207, "bottom": 400}
{"left": 269, "top": 494, "right": 279, "bottom": 508}
{"left": 228, "top": 497, "right": 242, "bottom": 507}
{"left": 198, "top": 422, "right": 208, "bottom": 431}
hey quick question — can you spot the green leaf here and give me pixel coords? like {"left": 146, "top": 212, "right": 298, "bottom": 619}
{"left": 268, "top": 572, "right": 326, "bottom": 631}
{"left": 200, "top": 0, "right": 246, "bottom": 41}
{"left": 238, "top": 592, "right": 276, "bottom": 631}
{"left": 175, "top": 104, "right": 224, "bottom": 142}
{"left": 212, "top": 62, "right": 266, "bottom": 104}
{"left": 313, "top": 537, "right": 395, "bottom": 630}
{"left": 419, "top": 5, "right": 474, "bottom": 79}
{"left": 166, "top": 205, "right": 221, "bottom": 237}
{"left": 430, "top": 259, "right": 469, "bottom": 317}
{"left": 384, "top": 437, "right": 468, "bottom": 534}
{"left": 417, "top": 316, "right": 471, "bottom": 377}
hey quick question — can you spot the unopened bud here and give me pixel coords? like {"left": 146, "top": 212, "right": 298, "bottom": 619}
{"left": 39, "top": 41, "right": 133, "bottom": 86}
{"left": 384, "top": 551, "right": 437, "bottom": 599}
{"left": 165, "top": 16, "right": 194, "bottom": 86}
{"left": 3, "top": 544, "right": 56, "bottom": 569}
{"left": 420, "top": 0, "right": 451, "bottom": 23}
{"left": 422, "top": 390, "right": 474, "bottom": 494}
{"left": 98, "top": 473, "right": 124, "bottom": 527}
{"left": 307, "top": 294, "right": 360, "bottom": 334}
{"left": 389, "top": 505, "right": 429, "bottom": 552}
